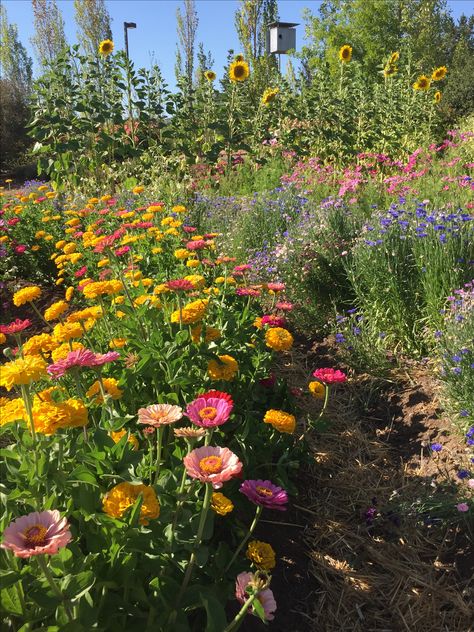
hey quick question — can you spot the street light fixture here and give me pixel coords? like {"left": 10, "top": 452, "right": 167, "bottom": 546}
{"left": 124, "top": 22, "right": 137, "bottom": 60}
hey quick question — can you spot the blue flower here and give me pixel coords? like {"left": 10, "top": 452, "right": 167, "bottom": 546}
{"left": 457, "top": 469, "right": 471, "bottom": 480}
{"left": 459, "top": 410, "right": 469, "bottom": 418}
{"left": 335, "top": 333, "right": 346, "bottom": 343}
{"left": 430, "top": 443, "right": 443, "bottom": 452}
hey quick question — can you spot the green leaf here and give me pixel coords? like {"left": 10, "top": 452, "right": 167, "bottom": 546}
{"left": 68, "top": 465, "right": 98, "bottom": 487}
{"left": 0, "top": 584, "right": 23, "bottom": 615}
{"left": 63, "top": 571, "right": 95, "bottom": 601}
{"left": 199, "top": 591, "right": 228, "bottom": 632}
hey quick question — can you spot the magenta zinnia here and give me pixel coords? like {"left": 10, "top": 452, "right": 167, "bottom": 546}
{"left": 185, "top": 395, "right": 233, "bottom": 427}
{"left": 183, "top": 445, "right": 242, "bottom": 489}
{"left": 312, "top": 367, "right": 347, "bottom": 384}
{"left": 1, "top": 510, "right": 72, "bottom": 558}
{"left": 240, "top": 479, "right": 288, "bottom": 510}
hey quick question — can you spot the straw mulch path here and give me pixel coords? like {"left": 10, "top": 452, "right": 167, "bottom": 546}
{"left": 268, "top": 339, "right": 473, "bottom": 632}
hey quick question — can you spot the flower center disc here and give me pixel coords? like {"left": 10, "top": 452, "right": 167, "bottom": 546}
{"left": 199, "top": 406, "right": 218, "bottom": 421}
{"left": 199, "top": 456, "right": 223, "bottom": 474}
{"left": 23, "top": 524, "right": 48, "bottom": 547}
{"left": 256, "top": 486, "right": 273, "bottom": 497}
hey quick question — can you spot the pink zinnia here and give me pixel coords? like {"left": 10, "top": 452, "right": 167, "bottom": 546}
{"left": 166, "top": 279, "right": 195, "bottom": 292}
{"left": 47, "top": 349, "right": 120, "bottom": 378}
{"left": 1, "top": 510, "right": 72, "bottom": 558}
{"left": 312, "top": 368, "right": 347, "bottom": 384}
{"left": 137, "top": 404, "right": 183, "bottom": 427}
{"left": 183, "top": 446, "right": 242, "bottom": 489}
{"left": 261, "top": 315, "right": 286, "bottom": 328}
{"left": 240, "top": 479, "right": 288, "bottom": 511}
{"left": 233, "top": 264, "right": 251, "bottom": 273}
{"left": 456, "top": 503, "right": 469, "bottom": 512}
{"left": 74, "top": 266, "right": 88, "bottom": 278}
{"left": 14, "top": 245, "right": 27, "bottom": 254}
{"left": 185, "top": 396, "right": 233, "bottom": 428}
{"left": 186, "top": 239, "right": 208, "bottom": 251}
{"left": 114, "top": 246, "right": 131, "bottom": 257}
{"left": 267, "top": 282, "right": 285, "bottom": 292}
{"left": 236, "top": 287, "right": 260, "bottom": 297}
{"left": 275, "top": 301, "right": 294, "bottom": 312}
{"left": 183, "top": 226, "right": 197, "bottom": 233}
{"left": 93, "top": 351, "right": 120, "bottom": 366}
{"left": 0, "top": 319, "right": 32, "bottom": 335}
{"left": 235, "top": 572, "right": 276, "bottom": 621}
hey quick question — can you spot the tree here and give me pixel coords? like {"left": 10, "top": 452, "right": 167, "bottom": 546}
{"left": 234, "top": 0, "right": 278, "bottom": 63}
{"left": 74, "top": 0, "right": 112, "bottom": 57}
{"left": 31, "top": 0, "right": 67, "bottom": 67}
{"left": 176, "top": 0, "right": 199, "bottom": 85}
{"left": 0, "top": 6, "right": 33, "bottom": 170}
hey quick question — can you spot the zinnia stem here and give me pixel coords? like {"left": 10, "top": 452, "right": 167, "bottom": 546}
{"left": 37, "top": 555, "right": 74, "bottom": 622}
{"left": 223, "top": 592, "right": 259, "bottom": 632}
{"left": 173, "top": 482, "right": 213, "bottom": 611}
{"left": 318, "top": 384, "right": 330, "bottom": 419}
{"left": 224, "top": 505, "right": 263, "bottom": 574}
{"left": 154, "top": 427, "right": 164, "bottom": 484}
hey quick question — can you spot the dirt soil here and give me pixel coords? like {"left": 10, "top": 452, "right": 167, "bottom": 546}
{"left": 254, "top": 336, "right": 474, "bottom": 632}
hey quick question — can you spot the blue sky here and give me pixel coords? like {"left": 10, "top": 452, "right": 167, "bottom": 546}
{"left": 4, "top": 0, "right": 474, "bottom": 88}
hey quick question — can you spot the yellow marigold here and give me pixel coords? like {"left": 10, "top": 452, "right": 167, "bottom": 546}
{"left": 97, "top": 258, "right": 110, "bottom": 268}
{"left": 132, "top": 185, "right": 144, "bottom": 195}
{"left": 171, "top": 298, "right": 209, "bottom": 325}
{"left": 172, "top": 205, "right": 186, "bottom": 214}
{"left": 210, "top": 492, "right": 234, "bottom": 516}
{"left": 102, "top": 482, "right": 160, "bottom": 525}
{"left": 261, "top": 87, "right": 279, "bottom": 106}
{"left": 52, "top": 321, "right": 83, "bottom": 342}
{"left": 265, "top": 327, "right": 293, "bottom": 351}
{"left": 309, "top": 381, "right": 326, "bottom": 399}
{"left": 339, "top": 44, "right": 352, "bottom": 63}
{"left": 31, "top": 398, "right": 87, "bottom": 435}
{"left": 35, "top": 230, "right": 46, "bottom": 239}
{"left": 22, "top": 333, "right": 58, "bottom": 356}
{"left": 83, "top": 280, "right": 123, "bottom": 299}
{"left": 98, "top": 39, "right": 114, "bottom": 56}
{"left": 246, "top": 540, "right": 276, "bottom": 570}
{"left": 51, "top": 342, "right": 84, "bottom": 362}
{"left": 66, "top": 306, "right": 103, "bottom": 323}
{"left": 207, "top": 355, "right": 239, "bottom": 381}
{"left": 86, "top": 378, "right": 123, "bottom": 403}
{"left": 186, "top": 259, "right": 200, "bottom": 268}
{"left": 44, "top": 300, "right": 69, "bottom": 321}
{"left": 63, "top": 242, "right": 76, "bottom": 254}
{"left": 65, "top": 287, "right": 74, "bottom": 302}
{"left": 184, "top": 274, "right": 206, "bottom": 289}
{"left": 191, "top": 325, "right": 221, "bottom": 343}
{"left": 263, "top": 409, "right": 296, "bottom": 434}
{"left": 110, "top": 338, "right": 127, "bottom": 349}
{"left": 431, "top": 66, "right": 447, "bottom": 81}
{"left": 413, "top": 75, "right": 431, "bottom": 91}
{"left": 13, "top": 286, "right": 42, "bottom": 307}
{"left": 174, "top": 248, "right": 190, "bottom": 259}
{"left": 31, "top": 245, "right": 40, "bottom": 252}
{"left": 34, "top": 386, "right": 65, "bottom": 403}
{"left": 110, "top": 429, "right": 139, "bottom": 450}
{"left": 61, "top": 398, "right": 88, "bottom": 428}
{"left": 0, "top": 356, "right": 47, "bottom": 391}
{"left": 69, "top": 253, "right": 83, "bottom": 264}
{"left": 0, "top": 398, "right": 26, "bottom": 426}
{"left": 229, "top": 60, "right": 250, "bottom": 82}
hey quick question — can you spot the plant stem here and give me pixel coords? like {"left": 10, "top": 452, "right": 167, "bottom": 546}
{"left": 223, "top": 592, "right": 259, "bottom": 632}
{"left": 154, "top": 427, "right": 164, "bottom": 484}
{"left": 37, "top": 555, "right": 73, "bottom": 623}
{"left": 223, "top": 505, "right": 263, "bottom": 574}
{"left": 318, "top": 384, "right": 330, "bottom": 419}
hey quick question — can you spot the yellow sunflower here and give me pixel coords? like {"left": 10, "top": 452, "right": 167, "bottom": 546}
{"left": 431, "top": 66, "right": 447, "bottom": 81}
{"left": 413, "top": 75, "right": 431, "bottom": 91}
{"left": 261, "top": 87, "right": 279, "bottom": 106}
{"left": 229, "top": 60, "right": 250, "bottom": 82}
{"left": 339, "top": 45, "right": 352, "bottom": 63}
{"left": 434, "top": 91, "right": 442, "bottom": 103}
{"left": 389, "top": 51, "right": 400, "bottom": 65}
{"left": 98, "top": 39, "right": 114, "bottom": 56}
{"left": 204, "top": 70, "right": 216, "bottom": 81}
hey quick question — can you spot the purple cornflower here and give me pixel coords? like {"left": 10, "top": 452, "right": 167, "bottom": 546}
{"left": 430, "top": 443, "right": 443, "bottom": 452}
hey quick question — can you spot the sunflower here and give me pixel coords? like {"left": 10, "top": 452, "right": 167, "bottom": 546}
{"left": 229, "top": 60, "right": 250, "bottom": 82}
{"left": 413, "top": 75, "right": 431, "bottom": 91}
{"left": 204, "top": 70, "right": 216, "bottom": 81}
{"left": 431, "top": 66, "right": 447, "bottom": 81}
{"left": 339, "top": 45, "right": 352, "bottom": 63}
{"left": 261, "top": 87, "right": 279, "bottom": 106}
{"left": 98, "top": 39, "right": 114, "bottom": 56}
{"left": 389, "top": 51, "right": 400, "bottom": 65}
{"left": 234, "top": 54, "right": 245, "bottom": 62}
{"left": 383, "top": 65, "right": 398, "bottom": 78}
{"left": 434, "top": 91, "right": 442, "bottom": 103}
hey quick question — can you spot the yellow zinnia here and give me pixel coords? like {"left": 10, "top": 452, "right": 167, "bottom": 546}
{"left": 265, "top": 327, "right": 294, "bottom": 351}
{"left": 13, "top": 286, "right": 42, "bottom": 307}
{"left": 102, "top": 482, "right": 160, "bottom": 525}
{"left": 263, "top": 409, "right": 296, "bottom": 434}
{"left": 246, "top": 540, "right": 276, "bottom": 570}
{"left": 210, "top": 492, "right": 234, "bottom": 516}
{"left": 207, "top": 355, "right": 239, "bottom": 381}
{"left": 0, "top": 356, "right": 47, "bottom": 391}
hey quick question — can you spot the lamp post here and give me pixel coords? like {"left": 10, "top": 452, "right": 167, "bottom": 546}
{"left": 124, "top": 21, "right": 137, "bottom": 60}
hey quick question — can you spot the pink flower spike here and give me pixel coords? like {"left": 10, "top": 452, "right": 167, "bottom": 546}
{"left": 235, "top": 572, "right": 277, "bottom": 621}
{"left": 184, "top": 445, "right": 242, "bottom": 489}
{"left": 185, "top": 396, "right": 233, "bottom": 428}
{"left": 1, "top": 510, "right": 72, "bottom": 558}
